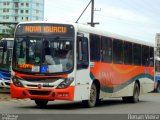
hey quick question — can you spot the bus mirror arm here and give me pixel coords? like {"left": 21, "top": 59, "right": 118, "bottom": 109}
{"left": 3, "top": 41, "right": 7, "bottom": 52}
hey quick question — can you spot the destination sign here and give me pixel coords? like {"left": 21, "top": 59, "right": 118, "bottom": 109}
{"left": 24, "top": 26, "right": 67, "bottom": 33}
{"left": 16, "top": 24, "right": 74, "bottom": 36}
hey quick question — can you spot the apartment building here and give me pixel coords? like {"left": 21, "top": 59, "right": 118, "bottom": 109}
{"left": 0, "top": 0, "right": 44, "bottom": 34}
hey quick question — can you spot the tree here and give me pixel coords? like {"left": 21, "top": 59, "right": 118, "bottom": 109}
{"left": 0, "top": 24, "right": 16, "bottom": 40}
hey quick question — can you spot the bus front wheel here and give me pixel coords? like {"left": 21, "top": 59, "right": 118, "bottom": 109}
{"left": 82, "top": 83, "right": 97, "bottom": 108}
{"left": 35, "top": 99, "right": 48, "bottom": 107}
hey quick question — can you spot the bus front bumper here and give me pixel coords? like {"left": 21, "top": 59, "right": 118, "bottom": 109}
{"left": 10, "top": 83, "right": 74, "bottom": 101}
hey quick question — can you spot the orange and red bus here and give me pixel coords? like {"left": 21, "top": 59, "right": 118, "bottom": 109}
{"left": 11, "top": 21, "right": 154, "bottom": 107}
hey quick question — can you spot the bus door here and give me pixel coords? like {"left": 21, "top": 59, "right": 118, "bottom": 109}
{"left": 74, "top": 33, "right": 91, "bottom": 100}
{"left": 0, "top": 40, "right": 8, "bottom": 71}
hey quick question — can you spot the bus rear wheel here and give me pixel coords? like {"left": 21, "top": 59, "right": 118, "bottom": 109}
{"left": 156, "top": 82, "right": 160, "bottom": 93}
{"left": 123, "top": 82, "right": 140, "bottom": 103}
{"left": 82, "top": 83, "right": 97, "bottom": 108}
{"left": 131, "top": 82, "right": 140, "bottom": 103}
{"left": 35, "top": 99, "right": 48, "bottom": 107}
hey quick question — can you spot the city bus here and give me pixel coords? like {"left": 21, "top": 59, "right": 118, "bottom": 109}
{"left": 11, "top": 21, "right": 154, "bottom": 107}
{"left": 0, "top": 38, "right": 14, "bottom": 88}
{"left": 155, "top": 57, "right": 160, "bottom": 92}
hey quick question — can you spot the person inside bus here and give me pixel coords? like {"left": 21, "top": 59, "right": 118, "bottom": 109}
{"left": 44, "top": 41, "right": 55, "bottom": 65}
{"left": 59, "top": 44, "right": 73, "bottom": 71}
{"left": 65, "top": 44, "right": 73, "bottom": 70}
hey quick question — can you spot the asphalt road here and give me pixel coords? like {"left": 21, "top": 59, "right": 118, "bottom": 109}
{"left": 0, "top": 92, "right": 160, "bottom": 120}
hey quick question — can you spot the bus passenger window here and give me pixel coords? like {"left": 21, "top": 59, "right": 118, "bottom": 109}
{"left": 113, "top": 39, "right": 123, "bottom": 64}
{"left": 149, "top": 47, "right": 154, "bottom": 67}
{"left": 133, "top": 44, "right": 141, "bottom": 66}
{"left": 124, "top": 41, "right": 132, "bottom": 65}
{"left": 101, "top": 37, "right": 112, "bottom": 63}
{"left": 90, "top": 34, "right": 100, "bottom": 61}
{"left": 142, "top": 45, "right": 149, "bottom": 66}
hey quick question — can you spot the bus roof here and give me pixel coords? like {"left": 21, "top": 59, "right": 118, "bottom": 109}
{"left": 17, "top": 21, "right": 154, "bottom": 47}
{"left": 76, "top": 24, "right": 154, "bottom": 47}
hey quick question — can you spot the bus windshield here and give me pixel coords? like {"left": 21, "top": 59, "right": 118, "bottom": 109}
{"left": 0, "top": 40, "right": 13, "bottom": 71}
{"left": 13, "top": 36, "right": 74, "bottom": 74}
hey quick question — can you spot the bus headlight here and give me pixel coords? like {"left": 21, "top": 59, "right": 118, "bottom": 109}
{"left": 12, "top": 77, "right": 24, "bottom": 87}
{"left": 56, "top": 78, "right": 74, "bottom": 89}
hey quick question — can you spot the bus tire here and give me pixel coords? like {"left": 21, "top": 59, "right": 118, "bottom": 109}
{"left": 122, "top": 82, "right": 140, "bottom": 103}
{"left": 156, "top": 82, "right": 160, "bottom": 93}
{"left": 82, "top": 83, "right": 97, "bottom": 108}
{"left": 130, "top": 82, "right": 140, "bottom": 103}
{"left": 122, "top": 97, "right": 130, "bottom": 103}
{"left": 35, "top": 99, "right": 48, "bottom": 107}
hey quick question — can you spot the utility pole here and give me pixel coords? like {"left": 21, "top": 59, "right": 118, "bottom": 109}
{"left": 87, "top": 0, "right": 99, "bottom": 27}
{"left": 76, "top": 0, "right": 99, "bottom": 27}
{"left": 91, "top": 0, "right": 94, "bottom": 27}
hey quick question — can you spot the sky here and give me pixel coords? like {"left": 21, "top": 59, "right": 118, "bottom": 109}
{"left": 44, "top": 0, "right": 160, "bottom": 44}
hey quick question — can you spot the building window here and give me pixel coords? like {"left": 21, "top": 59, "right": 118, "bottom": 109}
{"left": 20, "top": 10, "right": 24, "bottom": 13}
{"left": 15, "top": 9, "right": 18, "bottom": 14}
{"left": 15, "top": 3, "right": 18, "bottom": 8}
{"left": 26, "top": 10, "right": 29, "bottom": 14}
{"left": 3, "top": 2, "right": 6, "bottom": 5}
{"left": 36, "top": 16, "right": 39, "bottom": 20}
{"left": 36, "top": 10, "right": 39, "bottom": 14}
{"left": 3, "top": 9, "right": 9, "bottom": 13}
{"left": 26, "top": 3, "right": 29, "bottom": 7}
{"left": 15, "top": 16, "right": 18, "bottom": 21}
{"left": 3, "top": 9, "right": 6, "bottom": 12}
{"left": 36, "top": 3, "right": 39, "bottom": 6}
{"left": 2, "top": 29, "right": 5, "bottom": 33}
{"left": 26, "top": 17, "right": 29, "bottom": 21}
{"left": 21, "top": 3, "right": 24, "bottom": 6}
{"left": 7, "top": 2, "right": 9, "bottom": 5}
{"left": 3, "top": 15, "right": 9, "bottom": 19}
{"left": 6, "top": 15, "right": 9, "bottom": 19}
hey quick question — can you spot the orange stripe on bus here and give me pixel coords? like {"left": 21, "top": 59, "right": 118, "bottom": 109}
{"left": 14, "top": 72, "right": 68, "bottom": 79}
{"left": 91, "top": 62, "right": 154, "bottom": 88}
